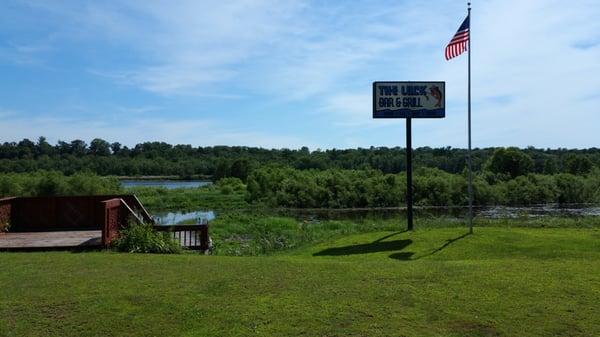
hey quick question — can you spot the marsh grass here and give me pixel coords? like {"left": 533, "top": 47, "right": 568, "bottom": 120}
{"left": 131, "top": 185, "right": 249, "bottom": 212}
{"left": 208, "top": 212, "right": 600, "bottom": 256}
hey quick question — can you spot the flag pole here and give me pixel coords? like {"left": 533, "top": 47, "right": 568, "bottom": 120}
{"left": 467, "top": 2, "right": 473, "bottom": 234}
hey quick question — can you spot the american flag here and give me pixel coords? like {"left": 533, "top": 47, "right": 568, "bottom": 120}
{"left": 445, "top": 16, "right": 470, "bottom": 60}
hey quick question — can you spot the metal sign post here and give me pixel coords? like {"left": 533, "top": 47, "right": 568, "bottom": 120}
{"left": 405, "top": 117, "right": 413, "bottom": 230}
{"left": 467, "top": 4, "right": 473, "bottom": 234}
{"left": 373, "top": 81, "right": 445, "bottom": 231}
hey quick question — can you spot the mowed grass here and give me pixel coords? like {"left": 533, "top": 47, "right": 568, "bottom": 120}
{"left": 1, "top": 227, "right": 600, "bottom": 337}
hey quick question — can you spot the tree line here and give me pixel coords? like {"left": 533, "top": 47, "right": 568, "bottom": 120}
{"left": 1, "top": 137, "right": 599, "bottom": 179}
{"left": 245, "top": 166, "right": 600, "bottom": 208}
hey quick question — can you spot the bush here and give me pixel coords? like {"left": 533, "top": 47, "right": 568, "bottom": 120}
{"left": 0, "top": 171, "right": 122, "bottom": 197}
{"left": 472, "top": 175, "right": 497, "bottom": 205}
{"left": 216, "top": 177, "right": 246, "bottom": 194}
{"left": 588, "top": 169, "right": 600, "bottom": 203}
{"left": 501, "top": 176, "right": 540, "bottom": 205}
{"left": 220, "top": 185, "right": 234, "bottom": 195}
{"left": 246, "top": 166, "right": 600, "bottom": 208}
{"left": 0, "top": 220, "right": 9, "bottom": 232}
{"left": 113, "top": 222, "right": 183, "bottom": 254}
{"left": 555, "top": 174, "right": 587, "bottom": 204}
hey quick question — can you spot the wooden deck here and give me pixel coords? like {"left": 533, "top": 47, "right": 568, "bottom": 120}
{"left": 0, "top": 230, "right": 102, "bottom": 249}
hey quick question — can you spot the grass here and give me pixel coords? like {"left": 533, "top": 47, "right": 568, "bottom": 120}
{"left": 208, "top": 214, "right": 600, "bottom": 255}
{"left": 129, "top": 185, "right": 249, "bottom": 212}
{"left": 1, "top": 225, "right": 599, "bottom": 336}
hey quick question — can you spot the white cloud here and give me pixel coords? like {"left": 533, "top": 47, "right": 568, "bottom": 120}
{"left": 115, "top": 105, "right": 162, "bottom": 115}
{"left": 311, "top": 0, "right": 600, "bottom": 148}
{"left": 82, "top": 1, "right": 305, "bottom": 95}
{"left": 0, "top": 113, "right": 313, "bottom": 149}
{"left": 3, "top": 1, "right": 600, "bottom": 148}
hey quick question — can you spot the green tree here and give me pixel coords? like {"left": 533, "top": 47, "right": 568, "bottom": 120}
{"left": 110, "top": 142, "right": 122, "bottom": 155}
{"left": 70, "top": 140, "right": 87, "bottom": 157}
{"left": 487, "top": 147, "right": 534, "bottom": 178}
{"left": 17, "top": 139, "right": 35, "bottom": 158}
{"left": 564, "top": 154, "right": 593, "bottom": 175}
{"left": 543, "top": 158, "right": 558, "bottom": 174}
{"left": 89, "top": 138, "right": 111, "bottom": 156}
{"left": 37, "top": 136, "right": 54, "bottom": 157}
{"left": 230, "top": 158, "right": 253, "bottom": 182}
{"left": 213, "top": 160, "right": 231, "bottom": 181}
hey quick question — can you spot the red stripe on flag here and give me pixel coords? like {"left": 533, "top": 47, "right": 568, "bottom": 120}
{"left": 445, "top": 31, "right": 469, "bottom": 60}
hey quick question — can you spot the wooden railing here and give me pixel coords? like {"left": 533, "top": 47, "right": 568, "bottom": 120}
{"left": 2, "top": 195, "right": 210, "bottom": 252}
{"left": 153, "top": 224, "right": 209, "bottom": 251}
{"left": 101, "top": 198, "right": 145, "bottom": 247}
{"left": 102, "top": 197, "right": 210, "bottom": 251}
{"left": 6, "top": 195, "right": 154, "bottom": 232}
{"left": 120, "top": 194, "right": 154, "bottom": 224}
{"left": 0, "top": 197, "right": 15, "bottom": 232}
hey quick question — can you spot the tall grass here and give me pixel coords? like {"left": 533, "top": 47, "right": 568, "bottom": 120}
{"left": 129, "top": 185, "right": 249, "bottom": 212}
{"left": 209, "top": 212, "right": 600, "bottom": 256}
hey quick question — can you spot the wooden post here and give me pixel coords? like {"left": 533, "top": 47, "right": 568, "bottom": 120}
{"left": 200, "top": 224, "right": 209, "bottom": 252}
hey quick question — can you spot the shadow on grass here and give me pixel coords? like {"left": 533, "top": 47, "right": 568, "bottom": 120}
{"left": 312, "top": 230, "right": 471, "bottom": 260}
{"left": 389, "top": 232, "right": 471, "bottom": 261}
{"left": 313, "top": 231, "right": 411, "bottom": 256}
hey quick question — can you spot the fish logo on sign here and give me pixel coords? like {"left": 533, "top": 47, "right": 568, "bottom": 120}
{"left": 428, "top": 85, "right": 443, "bottom": 107}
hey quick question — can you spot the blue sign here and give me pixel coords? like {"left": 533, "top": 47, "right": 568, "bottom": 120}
{"left": 373, "top": 81, "right": 445, "bottom": 118}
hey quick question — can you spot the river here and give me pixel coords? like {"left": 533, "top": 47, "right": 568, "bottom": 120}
{"left": 152, "top": 204, "right": 600, "bottom": 225}
{"left": 120, "top": 179, "right": 211, "bottom": 189}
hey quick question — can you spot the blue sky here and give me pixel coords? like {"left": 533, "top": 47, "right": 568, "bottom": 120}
{"left": 1, "top": 0, "right": 599, "bottom": 149}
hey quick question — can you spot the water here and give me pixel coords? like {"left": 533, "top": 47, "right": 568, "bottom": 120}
{"left": 153, "top": 210, "right": 216, "bottom": 225}
{"left": 476, "top": 205, "right": 600, "bottom": 219}
{"left": 277, "top": 205, "right": 600, "bottom": 221}
{"left": 120, "top": 179, "right": 211, "bottom": 189}
{"left": 150, "top": 204, "right": 599, "bottom": 225}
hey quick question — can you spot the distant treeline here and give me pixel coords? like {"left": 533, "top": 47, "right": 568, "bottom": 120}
{"left": 1, "top": 137, "right": 599, "bottom": 179}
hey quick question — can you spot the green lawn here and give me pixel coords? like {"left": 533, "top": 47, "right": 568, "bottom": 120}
{"left": 1, "top": 227, "right": 600, "bottom": 336}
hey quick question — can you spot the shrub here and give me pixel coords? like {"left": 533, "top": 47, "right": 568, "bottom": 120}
{"left": 246, "top": 166, "right": 600, "bottom": 208}
{"left": 501, "top": 176, "right": 541, "bottom": 205}
{"left": 526, "top": 174, "right": 559, "bottom": 203}
{"left": 588, "top": 169, "right": 600, "bottom": 203}
{"left": 0, "top": 220, "right": 9, "bottom": 232}
{"left": 414, "top": 169, "right": 455, "bottom": 206}
{"left": 220, "top": 185, "right": 234, "bottom": 195}
{"left": 113, "top": 222, "right": 183, "bottom": 254}
{"left": 0, "top": 171, "right": 122, "bottom": 197}
{"left": 216, "top": 177, "right": 245, "bottom": 194}
{"left": 555, "top": 174, "right": 586, "bottom": 204}
{"left": 472, "top": 175, "right": 497, "bottom": 205}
